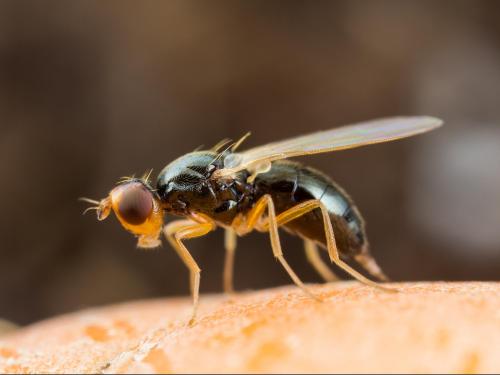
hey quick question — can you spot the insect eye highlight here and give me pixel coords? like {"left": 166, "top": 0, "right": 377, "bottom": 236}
{"left": 117, "top": 184, "right": 153, "bottom": 225}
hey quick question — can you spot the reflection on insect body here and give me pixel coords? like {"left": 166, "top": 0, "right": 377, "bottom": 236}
{"left": 82, "top": 116, "right": 442, "bottom": 324}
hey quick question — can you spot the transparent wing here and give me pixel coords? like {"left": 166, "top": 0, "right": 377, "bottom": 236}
{"left": 218, "top": 116, "right": 442, "bottom": 176}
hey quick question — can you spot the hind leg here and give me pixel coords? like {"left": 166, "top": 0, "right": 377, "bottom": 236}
{"left": 315, "top": 203, "right": 396, "bottom": 292}
{"left": 259, "top": 199, "right": 395, "bottom": 292}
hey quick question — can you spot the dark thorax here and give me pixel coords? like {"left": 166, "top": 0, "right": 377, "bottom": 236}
{"left": 156, "top": 151, "right": 254, "bottom": 225}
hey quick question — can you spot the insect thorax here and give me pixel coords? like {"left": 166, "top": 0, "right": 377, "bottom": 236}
{"left": 156, "top": 151, "right": 254, "bottom": 225}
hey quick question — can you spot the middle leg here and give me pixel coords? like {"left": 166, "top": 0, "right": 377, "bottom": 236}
{"left": 304, "top": 239, "right": 339, "bottom": 282}
{"left": 223, "top": 228, "right": 237, "bottom": 294}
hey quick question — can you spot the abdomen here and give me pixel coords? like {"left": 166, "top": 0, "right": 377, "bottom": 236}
{"left": 253, "top": 160, "right": 367, "bottom": 258}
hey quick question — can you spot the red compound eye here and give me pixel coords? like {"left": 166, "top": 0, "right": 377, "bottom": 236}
{"left": 117, "top": 183, "right": 153, "bottom": 225}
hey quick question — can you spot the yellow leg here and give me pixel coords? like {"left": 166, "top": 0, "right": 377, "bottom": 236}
{"left": 316, "top": 202, "right": 395, "bottom": 292}
{"left": 163, "top": 216, "right": 216, "bottom": 324}
{"left": 223, "top": 228, "right": 237, "bottom": 294}
{"left": 239, "top": 195, "right": 321, "bottom": 301}
{"left": 259, "top": 199, "right": 395, "bottom": 292}
{"left": 304, "top": 239, "right": 339, "bottom": 282}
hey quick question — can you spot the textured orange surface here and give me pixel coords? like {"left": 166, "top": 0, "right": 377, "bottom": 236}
{"left": 0, "top": 282, "right": 499, "bottom": 373}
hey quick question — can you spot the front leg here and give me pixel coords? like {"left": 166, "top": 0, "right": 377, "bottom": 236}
{"left": 163, "top": 214, "right": 216, "bottom": 325}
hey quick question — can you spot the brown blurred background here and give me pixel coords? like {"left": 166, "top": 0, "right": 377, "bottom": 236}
{"left": 1, "top": 0, "right": 499, "bottom": 325}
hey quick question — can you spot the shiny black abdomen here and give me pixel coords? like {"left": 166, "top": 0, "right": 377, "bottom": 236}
{"left": 253, "top": 160, "right": 366, "bottom": 257}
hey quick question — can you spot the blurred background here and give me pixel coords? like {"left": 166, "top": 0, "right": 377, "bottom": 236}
{"left": 1, "top": 0, "right": 499, "bottom": 325}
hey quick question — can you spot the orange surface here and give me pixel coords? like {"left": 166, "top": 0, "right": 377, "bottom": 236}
{"left": 0, "top": 282, "right": 499, "bottom": 373}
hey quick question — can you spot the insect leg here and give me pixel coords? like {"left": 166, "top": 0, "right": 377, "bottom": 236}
{"left": 223, "top": 228, "right": 237, "bottom": 294}
{"left": 262, "top": 200, "right": 338, "bottom": 281}
{"left": 244, "top": 195, "right": 321, "bottom": 301}
{"left": 164, "top": 220, "right": 197, "bottom": 294}
{"left": 259, "top": 199, "right": 394, "bottom": 292}
{"left": 316, "top": 203, "right": 396, "bottom": 292}
{"left": 304, "top": 239, "right": 339, "bottom": 282}
{"left": 163, "top": 218, "right": 216, "bottom": 324}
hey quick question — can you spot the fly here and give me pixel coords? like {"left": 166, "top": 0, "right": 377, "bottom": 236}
{"left": 82, "top": 116, "right": 442, "bottom": 324}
